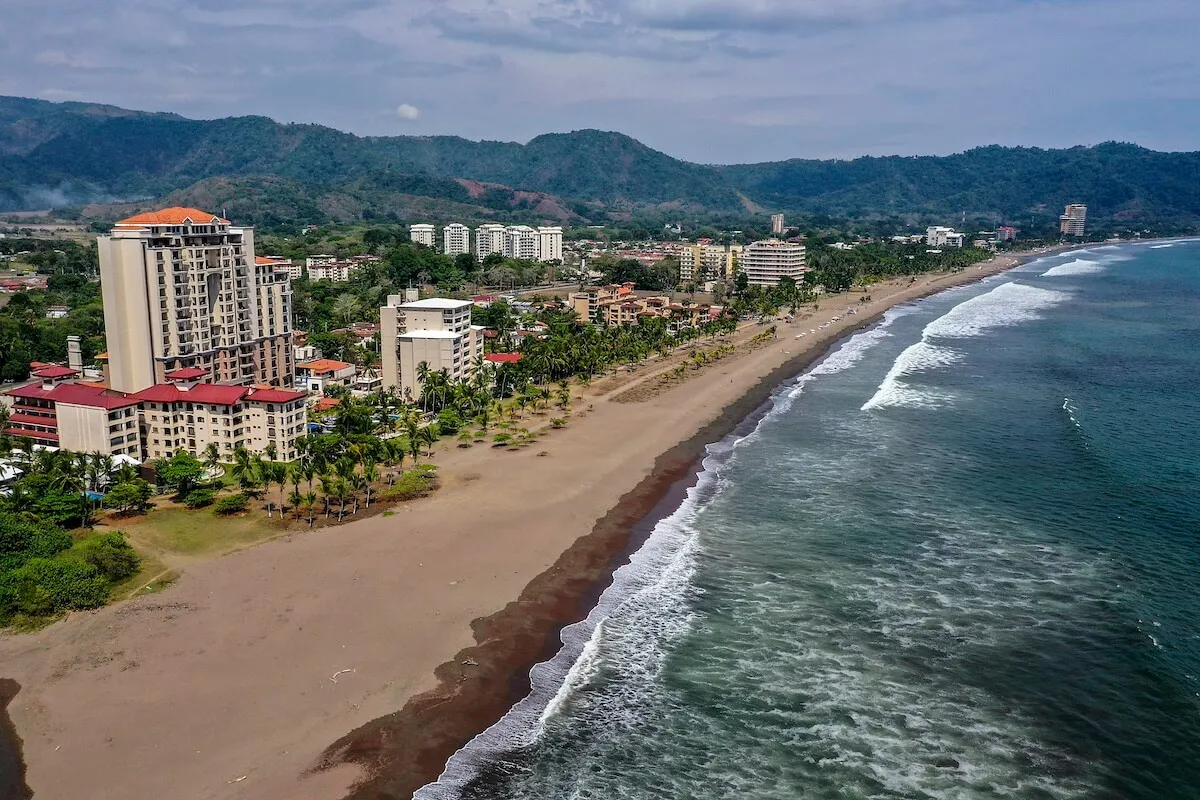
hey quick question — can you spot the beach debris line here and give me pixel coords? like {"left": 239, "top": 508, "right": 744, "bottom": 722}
{"left": 330, "top": 669, "right": 354, "bottom": 683}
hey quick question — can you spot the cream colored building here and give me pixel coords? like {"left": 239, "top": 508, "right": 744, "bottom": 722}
{"left": 410, "top": 224, "right": 436, "bottom": 247}
{"left": 380, "top": 297, "right": 483, "bottom": 401}
{"left": 741, "top": 240, "right": 808, "bottom": 286}
{"left": 1060, "top": 204, "right": 1087, "bottom": 237}
{"left": 679, "top": 243, "right": 741, "bottom": 283}
{"left": 134, "top": 371, "right": 307, "bottom": 462}
{"left": 504, "top": 225, "right": 540, "bottom": 261}
{"left": 443, "top": 223, "right": 471, "bottom": 256}
{"left": 98, "top": 207, "right": 294, "bottom": 394}
{"left": 3, "top": 367, "right": 142, "bottom": 458}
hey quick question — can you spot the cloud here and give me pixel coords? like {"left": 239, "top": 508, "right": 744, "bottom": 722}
{"left": 395, "top": 103, "right": 421, "bottom": 121}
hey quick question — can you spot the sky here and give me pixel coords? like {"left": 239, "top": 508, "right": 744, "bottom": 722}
{"left": 2, "top": 0, "right": 1198, "bottom": 164}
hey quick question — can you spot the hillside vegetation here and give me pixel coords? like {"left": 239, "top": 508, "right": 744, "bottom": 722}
{"left": 3, "top": 95, "right": 1200, "bottom": 231}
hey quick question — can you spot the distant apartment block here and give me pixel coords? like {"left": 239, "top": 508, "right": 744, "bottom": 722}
{"left": 443, "top": 223, "right": 471, "bottom": 256}
{"left": 410, "top": 224, "right": 436, "bottom": 248}
{"left": 996, "top": 226, "right": 1018, "bottom": 242}
{"left": 307, "top": 262, "right": 357, "bottom": 282}
{"left": 771, "top": 214, "right": 785, "bottom": 236}
{"left": 925, "top": 226, "right": 965, "bottom": 248}
{"left": 257, "top": 255, "right": 302, "bottom": 280}
{"left": 97, "top": 207, "right": 294, "bottom": 395}
{"left": 379, "top": 297, "right": 483, "bottom": 401}
{"left": 475, "top": 223, "right": 507, "bottom": 259}
{"left": 538, "top": 226, "right": 564, "bottom": 262}
{"left": 1060, "top": 205, "right": 1087, "bottom": 237}
{"left": 741, "top": 240, "right": 808, "bottom": 286}
{"left": 504, "top": 225, "right": 541, "bottom": 261}
{"left": 679, "top": 243, "right": 742, "bottom": 284}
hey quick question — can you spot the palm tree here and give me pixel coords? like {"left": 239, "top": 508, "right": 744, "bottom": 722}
{"left": 360, "top": 460, "right": 379, "bottom": 508}
{"left": 231, "top": 446, "right": 259, "bottom": 494}
{"left": 203, "top": 442, "right": 221, "bottom": 477}
{"left": 415, "top": 361, "right": 432, "bottom": 412}
{"left": 289, "top": 487, "right": 304, "bottom": 520}
{"left": 421, "top": 426, "right": 437, "bottom": 457}
{"left": 331, "top": 293, "right": 362, "bottom": 326}
{"left": 319, "top": 473, "right": 336, "bottom": 518}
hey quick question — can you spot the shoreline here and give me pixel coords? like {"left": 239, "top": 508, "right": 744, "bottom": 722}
{"left": 0, "top": 245, "right": 1074, "bottom": 800}
{"left": 314, "top": 250, "right": 1055, "bottom": 799}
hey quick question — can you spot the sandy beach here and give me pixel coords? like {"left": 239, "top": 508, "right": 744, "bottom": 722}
{"left": 0, "top": 252, "right": 1037, "bottom": 799}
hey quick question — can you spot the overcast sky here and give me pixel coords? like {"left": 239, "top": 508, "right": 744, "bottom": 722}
{"left": 2, "top": 0, "right": 1198, "bottom": 164}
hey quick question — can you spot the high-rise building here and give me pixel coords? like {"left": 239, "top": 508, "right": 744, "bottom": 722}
{"left": 505, "top": 225, "right": 541, "bottom": 261}
{"left": 1060, "top": 204, "right": 1087, "bottom": 237}
{"left": 409, "top": 224, "right": 436, "bottom": 247}
{"left": 475, "top": 223, "right": 507, "bottom": 259}
{"left": 98, "top": 207, "right": 293, "bottom": 394}
{"left": 771, "top": 214, "right": 785, "bottom": 236}
{"left": 443, "top": 223, "right": 471, "bottom": 256}
{"left": 379, "top": 297, "right": 483, "bottom": 401}
{"left": 741, "top": 240, "right": 808, "bottom": 286}
{"left": 537, "top": 226, "right": 564, "bottom": 262}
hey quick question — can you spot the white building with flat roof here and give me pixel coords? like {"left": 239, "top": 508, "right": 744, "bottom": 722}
{"left": 505, "top": 225, "right": 540, "bottom": 261}
{"left": 443, "top": 223, "right": 471, "bottom": 256}
{"left": 741, "top": 239, "right": 808, "bottom": 286}
{"left": 538, "top": 226, "right": 564, "bottom": 262}
{"left": 379, "top": 296, "right": 483, "bottom": 401}
{"left": 475, "top": 223, "right": 506, "bottom": 259}
{"left": 925, "top": 226, "right": 965, "bottom": 248}
{"left": 409, "top": 224, "right": 436, "bottom": 248}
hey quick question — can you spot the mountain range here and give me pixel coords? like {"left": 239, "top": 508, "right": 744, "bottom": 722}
{"left": 3, "top": 95, "right": 1200, "bottom": 231}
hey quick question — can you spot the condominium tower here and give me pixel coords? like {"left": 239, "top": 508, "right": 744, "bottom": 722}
{"left": 1060, "top": 204, "right": 1087, "bottom": 237}
{"left": 443, "top": 223, "right": 471, "bottom": 256}
{"left": 771, "top": 214, "right": 785, "bottom": 236}
{"left": 379, "top": 297, "right": 483, "bottom": 400}
{"left": 475, "top": 223, "right": 507, "bottom": 259}
{"left": 741, "top": 240, "right": 808, "bottom": 286}
{"left": 410, "top": 223, "right": 436, "bottom": 247}
{"left": 97, "top": 207, "right": 294, "bottom": 394}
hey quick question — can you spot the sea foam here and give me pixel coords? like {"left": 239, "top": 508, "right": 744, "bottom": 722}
{"left": 863, "top": 282, "right": 1068, "bottom": 410}
{"left": 1042, "top": 259, "right": 1105, "bottom": 277}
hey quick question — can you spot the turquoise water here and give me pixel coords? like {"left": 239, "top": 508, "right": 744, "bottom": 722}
{"left": 419, "top": 241, "right": 1200, "bottom": 799}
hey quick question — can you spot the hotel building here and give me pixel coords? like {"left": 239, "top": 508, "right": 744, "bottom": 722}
{"left": 740, "top": 240, "right": 808, "bottom": 286}
{"left": 1060, "top": 204, "right": 1087, "bottom": 237}
{"left": 537, "top": 226, "right": 564, "bottom": 262}
{"left": 97, "top": 207, "right": 294, "bottom": 394}
{"left": 379, "top": 297, "right": 483, "bottom": 400}
{"left": 925, "top": 226, "right": 965, "bottom": 248}
{"left": 475, "top": 223, "right": 507, "bottom": 259}
{"left": 3, "top": 366, "right": 142, "bottom": 458}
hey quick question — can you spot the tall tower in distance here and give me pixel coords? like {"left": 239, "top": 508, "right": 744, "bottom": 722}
{"left": 771, "top": 214, "right": 785, "bottom": 236}
{"left": 1059, "top": 204, "right": 1087, "bottom": 237}
{"left": 97, "top": 207, "right": 294, "bottom": 394}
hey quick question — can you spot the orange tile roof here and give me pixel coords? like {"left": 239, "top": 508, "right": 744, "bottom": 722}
{"left": 116, "top": 207, "right": 230, "bottom": 226}
{"left": 298, "top": 359, "right": 353, "bottom": 375}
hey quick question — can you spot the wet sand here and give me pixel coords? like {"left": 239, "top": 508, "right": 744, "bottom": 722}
{"left": 0, "top": 253, "right": 1039, "bottom": 800}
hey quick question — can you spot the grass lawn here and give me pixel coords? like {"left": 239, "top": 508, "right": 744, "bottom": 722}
{"left": 116, "top": 504, "right": 286, "bottom": 559}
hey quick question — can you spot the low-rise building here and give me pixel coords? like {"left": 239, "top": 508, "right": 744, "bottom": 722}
{"left": 3, "top": 367, "right": 141, "bottom": 458}
{"left": 569, "top": 283, "right": 636, "bottom": 322}
{"left": 45, "top": 305, "right": 70, "bottom": 319}
{"left": 133, "top": 371, "right": 307, "bottom": 462}
{"left": 296, "top": 359, "right": 357, "bottom": 394}
{"left": 925, "top": 226, "right": 965, "bottom": 248}
{"left": 257, "top": 255, "right": 302, "bottom": 281}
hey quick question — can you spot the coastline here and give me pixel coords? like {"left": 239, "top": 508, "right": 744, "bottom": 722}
{"left": 314, "top": 249, "right": 1056, "bottom": 799}
{"left": 0, "top": 246, "right": 1062, "bottom": 800}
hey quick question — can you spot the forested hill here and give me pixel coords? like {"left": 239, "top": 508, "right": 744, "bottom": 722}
{"left": 3, "top": 94, "right": 1200, "bottom": 230}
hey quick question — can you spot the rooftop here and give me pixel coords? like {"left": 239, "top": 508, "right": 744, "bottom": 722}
{"left": 245, "top": 388, "right": 307, "bottom": 404}
{"left": 400, "top": 298, "right": 473, "bottom": 310}
{"left": 6, "top": 381, "right": 140, "bottom": 410}
{"left": 132, "top": 383, "right": 250, "bottom": 406}
{"left": 484, "top": 353, "right": 522, "bottom": 364}
{"left": 297, "top": 359, "right": 354, "bottom": 374}
{"left": 116, "top": 207, "right": 230, "bottom": 227}
{"left": 399, "top": 329, "right": 461, "bottom": 339}
{"left": 31, "top": 365, "right": 79, "bottom": 379}
{"left": 164, "top": 367, "right": 207, "bottom": 380}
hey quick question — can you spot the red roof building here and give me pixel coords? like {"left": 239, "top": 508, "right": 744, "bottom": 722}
{"left": 484, "top": 353, "right": 523, "bottom": 364}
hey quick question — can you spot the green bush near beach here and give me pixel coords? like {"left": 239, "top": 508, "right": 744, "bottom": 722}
{"left": 381, "top": 469, "right": 440, "bottom": 502}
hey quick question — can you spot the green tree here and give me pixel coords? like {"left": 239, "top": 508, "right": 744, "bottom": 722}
{"left": 156, "top": 450, "right": 205, "bottom": 498}
{"left": 103, "top": 479, "right": 153, "bottom": 515}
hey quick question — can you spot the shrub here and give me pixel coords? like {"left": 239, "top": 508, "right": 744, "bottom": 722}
{"left": 68, "top": 533, "right": 140, "bottom": 583}
{"left": 0, "top": 512, "right": 72, "bottom": 571}
{"left": 436, "top": 409, "right": 464, "bottom": 436}
{"left": 213, "top": 494, "right": 249, "bottom": 515}
{"left": 381, "top": 470, "right": 439, "bottom": 502}
{"left": 492, "top": 433, "right": 512, "bottom": 447}
{"left": 7, "top": 558, "right": 109, "bottom": 615}
{"left": 185, "top": 489, "right": 215, "bottom": 508}
{"left": 550, "top": 418, "right": 566, "bottom": 429}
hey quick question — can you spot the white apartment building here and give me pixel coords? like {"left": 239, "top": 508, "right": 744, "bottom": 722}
{"left": 925, "top": 226, "right": 965, "bottom": 248}
{"left": 475, "top": 223, "right": 507, "bottom": 259}
{"left": 538, "top": 226, "right": 564, "bottom": 262}
{"left": 98, "top": 207, "right": 294, "bottom": 395}
{"left": 257, "top": 255, "right": 303, "bottom": 281}
{"left": 379, "top": 297, "right": 483, "bottom": 401}
{"left": 410, "top": 224, "right": 436, "bottom": 248}
{"left": 1060, "top": 204, "right": 1087, "bottom": 237}
{"left": 740, "top": 240, "right": 808, "bottom": 286}
{"left": 443, "top": 223, "right": 471, "bottom": 257}
{"left": 504, "top": 225, "right": 540, "bottom": 261}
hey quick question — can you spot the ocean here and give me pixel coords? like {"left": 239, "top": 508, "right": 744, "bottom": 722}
{"left": 418, "top": 241, "right": 1200, "bottom": 799}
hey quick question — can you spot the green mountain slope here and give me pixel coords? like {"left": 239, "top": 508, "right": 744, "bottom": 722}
{"left": 3, "top": 94, "right": 1200, "bottom": 230}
